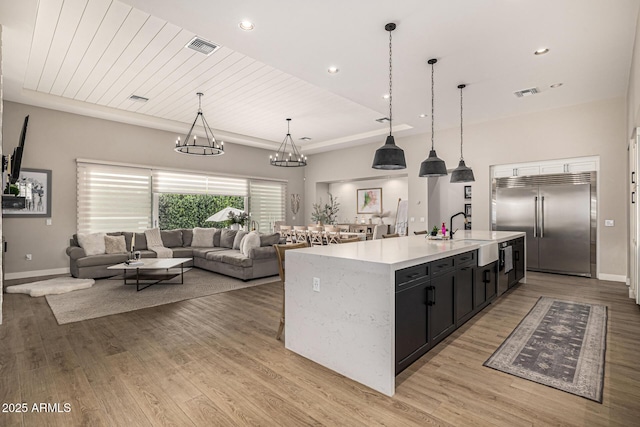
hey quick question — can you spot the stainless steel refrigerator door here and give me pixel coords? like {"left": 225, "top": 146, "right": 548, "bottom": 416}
{"left": 496, "top": 187, "right": 539, "bottom": 269}
{"left": 538, "top": 183, "right": 591, "bottom": 276}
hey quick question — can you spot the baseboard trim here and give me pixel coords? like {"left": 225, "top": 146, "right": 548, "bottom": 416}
{"left": 597, "top": 273, "right": 626, "bottom": 283}
{"left": 5, "top": 267, "right": 70, "bottom": 281}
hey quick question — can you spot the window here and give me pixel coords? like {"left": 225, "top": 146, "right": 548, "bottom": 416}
{"left": 157, "top": 194, "right": 244, "bottom": 229}
{"left": 77, "top": 162, "right": 152, "bottom": 234}
{"left": 249, "top": 180, "right": 286, "bottom": 233}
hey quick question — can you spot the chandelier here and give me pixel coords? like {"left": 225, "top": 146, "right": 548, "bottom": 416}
{"left": 270, "top": 118, "right": 307, "bottom": 167}
{"left": 174, "top": 92, "right": 224, "bottom": 156}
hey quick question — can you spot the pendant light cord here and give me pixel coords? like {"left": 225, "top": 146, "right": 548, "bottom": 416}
{"left": 430, "top": 62, "right": 435, "bottom": 151}
{"left": 460, "top": 85, "right": 464, "bottom": 161}
{"left": 388, "top": 29, "right": 393, "bottom": 136}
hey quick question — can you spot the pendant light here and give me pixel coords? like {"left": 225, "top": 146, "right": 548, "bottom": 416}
{"left": 372, "top": 23, "right": 406, "bottom": 170}
{"left": 175, "top": 92, "right": 224, "bottom": 156}
{"left": 419, "top": 59, "right": 447, "bottom": 177}
{"left": 270, "top": 118, "right": 307, "bottom": 167}
{"left": 450, "top": 84, "right": 475, "bottom": 183}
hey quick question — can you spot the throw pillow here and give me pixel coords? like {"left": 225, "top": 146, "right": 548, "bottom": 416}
{"left": 134, "top": 232, "right": 148, "bottom": 250}
{"left": 233, "top": 230, "right": 248, "bottom": 250}
{"left": 220, "top": 229, "right": 238, "bottom": 248}
{"left": 161, "top": 229, "right": 183, "bottom": 247}
{"left": 181, "top": 229, "right": 194, "bottom": 247}
{"left": 241, "top": 231, "right": 261, "bottom": 256}
{"left": 145, "top": 228, "right": 164, "bottom": 247}
{"left": 104, "top": 235, "right": 127, "bottom": 254}
{"left": 191, "top": 227, "right": 216, "bottom": 247}
{"left": 259, "top": 232, "right": 281, "bottom": 247}
{"left": 213, "top": 228, "right": 222, "bottom": 247}
{"left": 77, "top": 232, "right": 107, "bottom": 256}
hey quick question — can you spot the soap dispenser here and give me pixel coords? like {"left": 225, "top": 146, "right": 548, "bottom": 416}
{"left": 442, "top": 222, "right": 446, "bottom": 237}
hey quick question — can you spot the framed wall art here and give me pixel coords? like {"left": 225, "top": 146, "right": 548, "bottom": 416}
{"left": 357, "top": 188, "right": 382, "bottom": 214}
{"left": 464, "top": 185, "right": 472, "bottom": 199}
{"left": 2, "top": 168, "right": 52, "bottom": 218}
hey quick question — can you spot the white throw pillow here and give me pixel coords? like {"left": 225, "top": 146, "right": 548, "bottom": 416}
{"left": 144, "top": 227, "right": 164, "bottom": 247}
{"left": 191, "top": 227, "right": 216, "bottom": 247}
{"left": 77, "top": 232, "right": 107, "bottom": 256}
{"left": 241, "top": 231, "right": 261, "bottom": 256}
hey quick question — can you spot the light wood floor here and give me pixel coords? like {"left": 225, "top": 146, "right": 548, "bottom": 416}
{"left": 1, "top": 271, "right": 639, "bottom": 426}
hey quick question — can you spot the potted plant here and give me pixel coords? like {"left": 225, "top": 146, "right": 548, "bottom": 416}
{"left": 227, "top": 211, "right": 249, "bottom": 230}
{"left": 311, "top": 193, "right": 340, "bottom": 225}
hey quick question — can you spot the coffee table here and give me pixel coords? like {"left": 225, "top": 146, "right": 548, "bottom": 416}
{"left": 107, "top": 258, "right": 192, "bottom": 291}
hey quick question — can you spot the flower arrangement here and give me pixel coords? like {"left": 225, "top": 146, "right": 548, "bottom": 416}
{"left": 227, "top": 211, "right": 249, "bottom": 226}
{"left": 311, "top": 193, "right": 340, "bottom": 225}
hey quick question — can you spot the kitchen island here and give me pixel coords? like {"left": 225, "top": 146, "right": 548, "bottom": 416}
{"left": 285, "top": 230, "right": 526, "bottom": 396}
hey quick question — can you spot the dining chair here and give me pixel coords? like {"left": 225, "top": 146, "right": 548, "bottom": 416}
{"left": 382, "top": 233, "right": 400, "bottom": 238}
{"left": 307, "top": 226, "right": 324, "bottom": 246}
{"left": 293, "top": 226, "right": 309, "bottom": 244}
{"left": 274, "top": 242, "right": 309, "bottom": 341}
{"left": 324, "top": 225, "right": 341, "bottom": 244}
{"left": 279, "top": 225, "right": 293, "bottom": 243}
{"left": 372, "top": 224, "right": 386, "bottom": 240}
{"left": 338, "top": 236, "right": 360, "bottom": 243}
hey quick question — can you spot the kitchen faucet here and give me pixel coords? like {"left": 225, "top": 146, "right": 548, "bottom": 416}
{"left": 449, "top": 211, "right": 468, "bottom": 238}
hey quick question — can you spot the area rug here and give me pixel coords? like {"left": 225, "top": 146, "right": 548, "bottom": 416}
{"left": 6, "top": 277, "right": 95, "bottom": 297}
{"left": 484, "top": 297, "right": 607, "bottom": 402}
{"left": 45, "top": 269, "right": 278, "bottom": 325}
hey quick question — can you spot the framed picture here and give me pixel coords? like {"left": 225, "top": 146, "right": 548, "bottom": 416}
{"left": 357, "top": 188, "right": 382, "bottom": 214}
{"left": 464, "top": 221, "right": 472, "bottom": 230}
{"left": 464, "top": 185, "right": 472, "bottom": 199}
{"left": 2, "top": 168, "right": 52, "bottom": 218}
{"left": 465, "top": 203, "right": 472, "bottom": 217}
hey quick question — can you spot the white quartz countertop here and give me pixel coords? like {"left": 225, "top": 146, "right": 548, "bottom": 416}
{"left": 293, "top": 230, "right": 525, "bottom": 269}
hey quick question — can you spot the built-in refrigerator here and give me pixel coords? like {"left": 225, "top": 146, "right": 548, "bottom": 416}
{"left": 492, "top": 172, "right": 596, "bottom": 277}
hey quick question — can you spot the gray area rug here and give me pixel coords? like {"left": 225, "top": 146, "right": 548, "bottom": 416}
{"left": 484, "top": 297, "right": 607, "bottom": 402}
{"left": 46, "top": 268, "right": 278, "bottom": 325}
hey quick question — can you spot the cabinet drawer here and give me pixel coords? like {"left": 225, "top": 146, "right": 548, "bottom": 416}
{"left": 430, "top": 257, "right": 455, "bottom": 276}
{"left": 454, "top": 251, "right": 477, "bottom": 267}
{"left": 395, "top": 263, "right": 429, "bottom": 289}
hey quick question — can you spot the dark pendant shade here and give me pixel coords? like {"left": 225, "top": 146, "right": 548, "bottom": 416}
{"left": 372, "top": 135, "right": 407, "bottom": 170}
{"left": 419, "top": 149, "right": 447, "bottom": 177}
{"left": 450, "top": 159, "right": 475, "bottom": 183}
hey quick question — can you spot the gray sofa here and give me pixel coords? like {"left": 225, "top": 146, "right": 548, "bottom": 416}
{"left": 66, "top": 228, "right": 281, "bottom": 281}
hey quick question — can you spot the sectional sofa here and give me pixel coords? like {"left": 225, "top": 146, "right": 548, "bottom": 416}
{"left": 65, "top": 228, "right": 281, "bottom": 281}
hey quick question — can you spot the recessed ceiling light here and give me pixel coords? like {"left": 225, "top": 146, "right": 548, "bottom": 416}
{"left": 550, "top": 83, "right": 563, "bottom": 88}
{"left": 418, "top": 113, "right": 427, "bottom": 118}
{"left": 327, "top": 66, "right": 339, "bottom": 74}
{"left": 239, "top": 21, "right": 254, "bottom": 31}
{"left": 534, "top": 48, "right": 549, "bottom": 55}
{"left": 383, "top": 94, "right": 390, "bottom": 99}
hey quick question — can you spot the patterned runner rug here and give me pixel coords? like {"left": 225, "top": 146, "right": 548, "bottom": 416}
{"left": 484, "top": 297, "right": 607, "bottom": 402}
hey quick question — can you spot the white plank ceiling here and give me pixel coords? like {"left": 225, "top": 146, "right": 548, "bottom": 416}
{"left": 2, "top": 0, "right": 639, "bottom": 153}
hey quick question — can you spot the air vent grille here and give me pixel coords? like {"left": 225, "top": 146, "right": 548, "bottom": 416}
{"left": 495, "top": 172, "right": 595, "bottom": 188}
{"left": 375, "top": 117, "right": 390, "bottom": 123}
{"left": 129, "top": 95, "right": 149, "bottom": 102}
{"left": 514, "top": 87, "right": 540, "bottom": 98}
{"left": 299, "top": 137, "right": 312, "bottom": 141}
{"left": 185, "top": 37, "right": 220, "bottom": 56}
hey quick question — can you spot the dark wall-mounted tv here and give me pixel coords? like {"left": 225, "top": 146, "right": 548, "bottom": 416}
{"left": 9, "top": 115, "right": 29, "bottom": 184}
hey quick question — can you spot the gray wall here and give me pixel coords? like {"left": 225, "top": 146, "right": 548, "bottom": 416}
{"left": 1, "top": 25, "right": 4, "bottom": 321}
{"left": 628, "top": 9, "right": 640, "bottom": 138}
{"left": 306, "top": 97, "right": 628, "bottom": 278}
{"left": 2, "top": 101, "right": 304, "bottom": 278}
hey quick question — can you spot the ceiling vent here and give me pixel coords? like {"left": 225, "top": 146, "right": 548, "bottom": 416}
{"left": 185, "top": 37, "right": 220, "bottom": 56}
{"left": 299, "top": 137, "right": 312, "bottom": 141}
{"left": 375, "top": 117, "right": 391, "bottom": 123}
{"left": 129, "top": 94, "right": 149, "bottom": 102}
{"left": 514, "top": 87, "right": 540, "bottom": 98}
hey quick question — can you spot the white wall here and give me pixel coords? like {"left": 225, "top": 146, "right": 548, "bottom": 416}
{"left": 2, "top": 101, "right": 305, "bottom": 278}
{"left": 628, "top": 9, "right": 640, "bottom": 137}
{"left": 327, "top": 177, "right": 408, "bottom": 225}
{"left": 306, "top": 98, "right": 628, "bottom": 277}
{"left": 428, "top": 176, "right": 469, "bottom": 233}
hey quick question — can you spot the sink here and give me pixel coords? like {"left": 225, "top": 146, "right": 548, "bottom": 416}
{"left": 460, "top": 239, "right": 498, "bottom": 266}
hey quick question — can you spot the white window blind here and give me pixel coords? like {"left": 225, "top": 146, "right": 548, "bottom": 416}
{"left": 152, "top": 171, "right": 248, "bottom": 196}
{"left": 77, "top": 162, "right": 152, "bottom": 234}
{"left": 249, "top": 180, "right": 286, "bottom": 233}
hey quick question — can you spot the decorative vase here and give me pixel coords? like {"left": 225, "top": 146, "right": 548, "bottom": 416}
{"left": 230, "top": 223, "right": 240, "bottom": 230}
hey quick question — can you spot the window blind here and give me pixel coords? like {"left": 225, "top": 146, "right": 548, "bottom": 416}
{"left": 77, "top": 162, "right": 152, "bottom": 234}
{"left": 152, "top": 171, "right": 248, "bottom": 196}
{"left": 249, "top": 180, "right": 286, "bottom": 233}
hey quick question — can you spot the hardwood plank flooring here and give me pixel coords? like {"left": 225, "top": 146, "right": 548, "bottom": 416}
{"left": 1, "top": 271, "right": 639, "bottom": 426}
